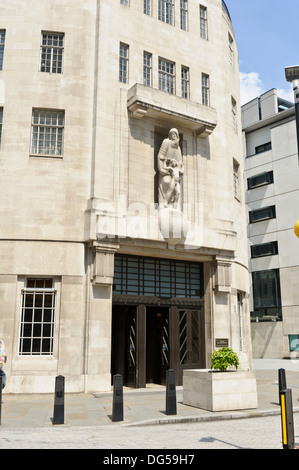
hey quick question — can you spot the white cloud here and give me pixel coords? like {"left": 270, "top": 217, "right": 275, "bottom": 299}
{"left": 276, "top": 86, "right": 294, "bottom": 104}
{"left": 239, "top": 71, "right": 295, "bottom": 105}
{"left": 239, "top": 72, "right": 264, "bottom": 105}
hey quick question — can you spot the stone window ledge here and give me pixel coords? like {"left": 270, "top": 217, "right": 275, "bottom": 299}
{"left": 127, "top": 83, "right": 217, "bottom": 138}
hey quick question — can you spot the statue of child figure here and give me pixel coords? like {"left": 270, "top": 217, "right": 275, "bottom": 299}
{"left": 164, "top": 158, "right": 182, "bottom": 208}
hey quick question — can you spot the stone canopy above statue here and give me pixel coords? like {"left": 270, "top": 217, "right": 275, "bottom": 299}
{"left": 127, "top": 83, "right": 217, "bottom": 138}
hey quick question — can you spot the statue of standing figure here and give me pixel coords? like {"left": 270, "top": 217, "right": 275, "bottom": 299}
{"left": 157, "top": 128, "right": 184, "bottom": 209}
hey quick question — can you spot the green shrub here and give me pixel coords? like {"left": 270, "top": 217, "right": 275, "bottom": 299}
{"left": 211, "top": 347, "right": 239, "bottom": 372}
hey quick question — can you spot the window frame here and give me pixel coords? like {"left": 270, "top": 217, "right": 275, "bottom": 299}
{"left": 144, "top": 0, "right": 152, "bottom": 15}
{"left": 143, "top": 51, "right": 152, "bottom": 87}
{"left": 0, "top": 30, "right": 5, "bottom": 71}
{"left": 247, "top": 171, "right": 274, "bottom": 190}
{"left": 30, "top": 109, "right": 65, "bottom": 157}
{"left": 199, "top": 5, "right": 208, "bottom": 39}
{"left": 19, "top": 278, "right": 57, "bottom": 356}
{"left": 251, "top": 241, "right": 278, "bottom": 259}
{"left": 249, "top": 205, "right": 276, "bottom": 224}
{"left": 180, "top": 0, "right": 188, "bottom": 31}
{"left": 233, "top": 159, "right": 240, "bottom": 200}
{"left": 255, "top": 142, "right": 272, "bottom": 154}
{"left": 181, "top": 65, "right": 190, "bottom": 99}
{"left": 158, "top": 57, "right": 175, "bottom": 94}
{"left": 119, "top": 43, "right": 129, "bottom": 84}
{"left": 158, "top": 0, "right": 175, "bottom": 25}
{"left": 202, "top": 73, "right": 210, "bottom": 106}
{"left": 40, "top": 31, "right": 64, "bottom": 74}
{"left": 251, "top": 269, "right": 282, "bottom": 321}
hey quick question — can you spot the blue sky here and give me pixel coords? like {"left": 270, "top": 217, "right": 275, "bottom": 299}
{"left": 225, "top": 0, "right": 297, "bottom": 104}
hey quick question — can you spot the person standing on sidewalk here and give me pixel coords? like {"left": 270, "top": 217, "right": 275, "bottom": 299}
{"left": 0, "top": 339, "right": 7, "bottom": 389}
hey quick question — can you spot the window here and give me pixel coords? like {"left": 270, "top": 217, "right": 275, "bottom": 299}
{"left": 180, "top": 0, "right": 188, "bottom": 31}
{"left": 159, "top": 58, "right": 175, "bottom": 94}
{"left": 158, "top": 0, "right": 174, "bottom": 25}
{"left": 231, "top": 96, "right": 237, "bottom": 133}
{"left": 233, "top": 159, "right": 240, "bottom": 199}
{"left": 113, "top": 254, "right": 203, "bottom": 299}
{"left": 143, "top": 52, "right": 152, "bottom": 87}
{"left": 228, "top": 33, "right": 234, "bottom": 66}
{"left": 252, "top": 269, "right": 281, "bottom": 321}
{"left": 19, "top": 278, "right": 56, "bottom": 355}
{"left": 199, "top": 5, "right": 208, "bottom": 39}
{"left": 0, "top": 108, "right": 2, "bottom": 145}
{"left": 249, "top": 205, "right": 276, "bottom": 224}
{"left": 251, "top": 241, "right": 278, "bottom": 259}
{"left": 40, "top": 32, "right": 64, "bottom": 74}
{"left": 119, "top": 43, "right": 129, "bottom": 83}
{"left": 0, "top": 30, "right": 5, "bottom": 70}
{"left": 181, "top": 66, "right": 189, "bottom": 99}
{"left": 255, "top": 142, "right": 272, "bottom": 154}
{"left": 31, "top": 109, "right": 64, "bottom": 156}
{"left": 144, "top": 0, "right": 152, "bottom": 15}
{"left": 247, "top": 171, "right": 274, "bottom": 190}
{"left": 202, "top": 73, "right": 209, "bottom": 106}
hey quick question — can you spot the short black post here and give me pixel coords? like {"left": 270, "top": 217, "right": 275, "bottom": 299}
{"left": 53, "top": 375, "right": 65, "bottom": 425}
{"left": 278, "top": 368, "right": 287, "bottom": 405}
{"left": 0, "top": 376, "right": 2, "bottom": 425}
{"left": 112, "top": 374, "right": 123, "bottom": 422}
{"left": 165, "top": 369, "right": 177, "bottom": 415}
{"left": 280, "top": 388, "right": 294, "bottom": 449}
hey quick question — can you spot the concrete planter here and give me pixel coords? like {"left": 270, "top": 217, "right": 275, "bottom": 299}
{"left": 183, "top": 369, "right": 258, "bottom": 412}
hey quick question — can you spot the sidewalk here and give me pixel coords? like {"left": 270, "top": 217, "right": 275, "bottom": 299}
{"left": 1, "top": 359, "right": 299, "bottom": 428}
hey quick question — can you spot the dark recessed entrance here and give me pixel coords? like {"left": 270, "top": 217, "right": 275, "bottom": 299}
{"left": 146, "top": 307, "right": 169, "bottom": 386}
{"left": 111, "top": 254, "right": 205, "bottom": 388}
{"left": 111, "top": 302, "right": 205, "bottom": 388}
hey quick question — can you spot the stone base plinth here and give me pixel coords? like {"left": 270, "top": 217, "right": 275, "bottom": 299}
{"left": 183, "top": 369, "right": 258, "bottom": 412}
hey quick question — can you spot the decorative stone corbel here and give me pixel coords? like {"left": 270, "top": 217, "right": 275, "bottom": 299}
{"left": 90, "top": 241, "right": 119, "bottom": 286}
{"left": 214, "top": 257, "right": 232, "bottom": 293}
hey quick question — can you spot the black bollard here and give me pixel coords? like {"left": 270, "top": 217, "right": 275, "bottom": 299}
{"left": 0, "top": 376, "right": 2, "bottom": 425}
{"left": 165, "top": 369, "right": 177, "bottom": 415}
{"left": 53, "top": 375, "right": 65, "bottom": 425}
{"left": 280, "top": 388, "right": 294, "bottom": 449}
{"left": 278, "top": 368, "right": 287, "bottom": 405}
{"left": 112, "top": 374, "right": 123, "bottom": 422}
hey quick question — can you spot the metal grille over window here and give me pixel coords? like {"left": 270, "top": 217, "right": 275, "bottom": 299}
{"left": 19, "top": 279, "right": 56, "bottom": 355}
{"left": 40, "top": 32, "right": 64, "bottom": 74}
{"left": 31, "top": 109, "right": 64, "bottom": 156}
{"left": 113, "top": 255, "right": 203, "bottom": 299}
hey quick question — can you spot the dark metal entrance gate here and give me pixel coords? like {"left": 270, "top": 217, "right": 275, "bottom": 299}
{"left": 111, "top": 254, "right": 205, "bottom": 387}
{"left": 111, "top": 298, "right": 205, "bottom": 387}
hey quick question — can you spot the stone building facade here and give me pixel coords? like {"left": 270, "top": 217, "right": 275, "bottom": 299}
{"left": 0, "top": 0, "right": 253, "bottom": 393}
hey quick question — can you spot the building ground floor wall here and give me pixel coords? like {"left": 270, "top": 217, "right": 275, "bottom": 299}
{"left": 0, "top": 239, "right": 252, "bottom": 394}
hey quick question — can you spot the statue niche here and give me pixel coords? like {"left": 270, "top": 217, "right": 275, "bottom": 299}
{"left": 156, "top": 128, "right": 187, "bottom": 246}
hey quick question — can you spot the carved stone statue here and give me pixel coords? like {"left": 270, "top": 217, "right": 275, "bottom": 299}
{"left": 157, "top": 128, "right": 184, "bottom": 209}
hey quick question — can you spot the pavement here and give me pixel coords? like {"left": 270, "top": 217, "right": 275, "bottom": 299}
{"left": 1, "top": 359, "right": 299, "bottom": 429}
